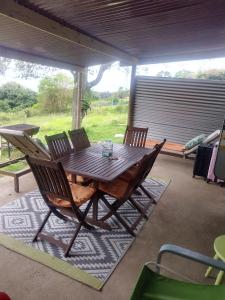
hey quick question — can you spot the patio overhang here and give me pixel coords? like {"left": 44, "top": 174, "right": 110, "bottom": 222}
{"left": 0, "top": 1, "right": 225, "bottom": 69}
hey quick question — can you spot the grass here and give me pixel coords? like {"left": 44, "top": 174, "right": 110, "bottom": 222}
{"left": 0, "top": 104, "right": 128, "bottom": 173}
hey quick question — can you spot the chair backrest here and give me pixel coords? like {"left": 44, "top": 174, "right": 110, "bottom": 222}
{"left": 0, "top": 128, "right": 51, "bottom": 160}
{"left": 141, "top": 139, "right": 167, "bottom": 182}
{"left": 122, "top": 148, "right": 158, "bottom": 199}
{"left": 26, "top": 156, "right": 77, "bottom": 211}
{"left": 68, "top": 128, "right": 90, "bottom": 151}
{"left": 45, "top": 131, "right": 72, "bottom": 160}
{"left": 123, "top": 126, "right": 148, "bottom": 148}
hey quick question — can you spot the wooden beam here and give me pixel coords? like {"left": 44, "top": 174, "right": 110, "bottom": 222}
{"left": 128, "top": 65, "right": 137, "bottom": 127}
{"left": 0, "top": 0, "right": 137, "bottom": 65}
{"left": 72, "top": 71, "right": 83, "bottom": 129}
{"left": 0, "top": 46, "right": 82, "bottom": 71}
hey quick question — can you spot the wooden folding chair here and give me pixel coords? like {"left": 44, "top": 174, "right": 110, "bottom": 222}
{"left": 119, "top": 139, "right": 166, "bottom": 204}
{"left": 0, "top": 128, "right": 51, "bottom": 160}
{"left": 26, "top": 156, "right": 97, "bottom": 257}
{"left": 46, "top": 131, "right": 91, "bottom": 185}
{"left": 138, "top": 139, "right": 166, "bottom": 202}
{"left": 68, "top": 128, "right": 90, "bottom": 152}
{"left": 123, "top": 126, "right": 148, "bottom": 148}
{"left": 45, "top": 131, "right": 72, "bottom": 160}
{"left": 98, "top": 149, "right": 158, "bottom": 236}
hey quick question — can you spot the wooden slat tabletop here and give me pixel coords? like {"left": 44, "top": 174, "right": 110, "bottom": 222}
{"left": 60, "top": 143, "right": 153, "bottom": 182}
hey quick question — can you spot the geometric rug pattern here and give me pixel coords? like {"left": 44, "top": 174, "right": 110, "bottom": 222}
{"left": 0, "top": 177, "right": 168, "bottom": 287}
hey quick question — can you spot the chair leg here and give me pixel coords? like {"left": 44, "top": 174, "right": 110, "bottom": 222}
{"left": 33, "top": 210, "right": 52, "bottom": 242}
{"left": 64, "top": 222, "right": 82, "bottom": 257}
{"left": 133, "top": 189, "right": 142, "bottom": 196}
{"left": 100, "top": 196, "right": 123, "bottom": 221}
{"left": 101, "top": 196, "right": 136, "bottom": 237}
{"left": 215, "top": 271, "right": 224, "bottom": 285}
{"left": 129, "top": 196, "right": 148, "bottom": 220}
{"left": 140, "top": 184, "right": 157, "bottom": 204}
{"left": 205, "top": 254, "right": 218, "bottom": 278}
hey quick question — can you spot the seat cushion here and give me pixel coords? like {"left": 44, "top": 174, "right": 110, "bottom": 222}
{"left": 66, "top": 173, "right": 90, "bottom": 185}
{"left": 185, "top": 134, "right": 206, "bottom": 150}
{"left": 47, "top": 183, "right": 96, "bottom": 208}
{"left": 99, "top": 178, "right": 130, "bottom": 200}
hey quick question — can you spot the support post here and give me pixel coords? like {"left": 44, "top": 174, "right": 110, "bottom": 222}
{"left": 72, "top": 70, "right": 84, "bottom": 129}
{"left": 128, "top": 65, "right": 137, "bottom": 127}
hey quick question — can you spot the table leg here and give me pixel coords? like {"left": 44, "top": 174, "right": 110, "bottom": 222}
{"left": 85, "top": 195, "right": 111, "bottom": 231}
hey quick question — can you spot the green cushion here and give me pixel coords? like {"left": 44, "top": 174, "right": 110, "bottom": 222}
{"left": 130, "top": 265, "right": 225, "bottom": 300}
{"left": 185, "top": 134, "right": 206, "bottom": 150}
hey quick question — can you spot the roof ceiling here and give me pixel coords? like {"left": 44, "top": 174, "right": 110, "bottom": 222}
{"left": 1, "top": 0, "right": 225, "bottom": 68}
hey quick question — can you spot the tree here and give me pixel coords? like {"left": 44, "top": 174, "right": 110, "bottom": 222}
{"left": 156, "top": 70, "right": 172, "bottom": 77}
{"left": 0, "top": 58, "right": 11, "bottom": 76}
{"left": 0, "top": 82, "right": 37, "bottom": 111}
{"left": 174, "top": 69, "right": 195, "bottom": 79}
{"left": 70, "top": 63, "right": 112, "bottom": 127}
{"left": 0, "top": 57, "right": 115, "bottom": 126}
{"left": 196, "top": 69, "right": 225, "bottom": 80}
{"left": 38, "top": 73, "right": 73, "bottom": 113}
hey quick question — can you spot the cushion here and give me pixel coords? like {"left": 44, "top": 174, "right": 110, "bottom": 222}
{"left": 185, "top": 134, "right": 206, "bottom": 150}
{"left": 203, "top": 129, "right": 220, "bottom": 144}
{"left": 47, "top": 183, "right": 96, "bottom": 208}
{"left": 99, "top": 178, "right": 130, "bottom": 200}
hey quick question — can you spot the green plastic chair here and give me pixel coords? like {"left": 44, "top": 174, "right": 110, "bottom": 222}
{"left": 130, "top": 244, "right": 225, "bottom": 300}
{"left": 205, "top": 235, "right": 225, "bottom": 285}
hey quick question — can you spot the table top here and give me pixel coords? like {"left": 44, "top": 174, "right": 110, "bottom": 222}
{"left": 60, "top": 143, "right": 153, "bottom": 182}
{"left": 0, "top": 124, "right": 40, "bottom": 136}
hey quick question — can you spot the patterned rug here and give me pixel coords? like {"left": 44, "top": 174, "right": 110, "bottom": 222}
{"left": 0, "top": 177, "right": 169, "bottom": 290}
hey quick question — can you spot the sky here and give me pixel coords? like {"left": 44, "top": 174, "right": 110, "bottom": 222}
{"left": 2, "top": 57, "right": 225, "bottom": 92}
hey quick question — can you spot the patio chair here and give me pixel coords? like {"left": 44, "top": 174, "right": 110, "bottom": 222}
{"left": 120, "top": 139, "right": 166, "bottom": 204}
{"left": 98, "top": 149, "right": 158, "bottom": 236}
{"left": 26, "top": 156, "right": 97, "bottom": 257}
{"left": 68, "top": 128, "right": 90, "bottom": 152}
{"left": 46, "top": 131, "right": 92, "bottom": 185}
{"left": 123, "top": 126, "right": 148, "bottom": 148}
{"left": 130, "top": 243, "right": 225, "bottom": 300}
{"left": 45, "top": 131, "right": 72, "bottom": 160}
{"left": 0, "top": 128, "right": 51, "bottom": 160}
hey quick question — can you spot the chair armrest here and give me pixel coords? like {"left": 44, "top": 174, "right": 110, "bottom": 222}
{"left": 156, "top": 244, "right": 225, "bottom": 273}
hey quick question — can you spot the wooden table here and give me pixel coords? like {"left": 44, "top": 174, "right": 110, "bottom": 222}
{"left": 60, "top": 143, "right": 153, "bottom": 230}
{"left": 60, "top": 143, "right": 153, "bottom": 182}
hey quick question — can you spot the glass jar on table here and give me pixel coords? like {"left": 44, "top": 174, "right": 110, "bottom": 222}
{"left": 102, "top": 140, "right": 113, "bottom": 157}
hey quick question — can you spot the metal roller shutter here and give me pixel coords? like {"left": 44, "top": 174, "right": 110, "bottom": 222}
{"left": 132, "top": 76, "right": 225, "bottom": 144}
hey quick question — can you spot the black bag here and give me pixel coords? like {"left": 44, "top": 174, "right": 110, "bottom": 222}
{"left": 193, "top": 144, "right": 213, "bottom": 179}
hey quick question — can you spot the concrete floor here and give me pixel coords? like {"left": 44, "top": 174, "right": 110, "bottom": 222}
{"left": 0, "top": 154, "right": 225, "bottom": 299}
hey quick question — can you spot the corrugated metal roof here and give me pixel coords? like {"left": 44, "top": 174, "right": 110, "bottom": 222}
{"left": 0, "top": 0, "right": 225, "bottom": 67}
{"left": 0, "top": 13, "right": 115, "bottom": 68}
{"left": 16, "top": 0, "right": 225, "bottom": 63}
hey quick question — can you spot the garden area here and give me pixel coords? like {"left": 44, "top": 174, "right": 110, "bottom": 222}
{"left": 0, "top": 73, "right": 129, "bottom": 173}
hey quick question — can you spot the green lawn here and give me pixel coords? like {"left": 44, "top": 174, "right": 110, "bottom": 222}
{"left": 0, "top": 104, "right": 128, "bottom": 172}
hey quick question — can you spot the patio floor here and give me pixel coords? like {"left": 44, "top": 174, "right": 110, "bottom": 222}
{"left": 0, "top": 154, "right": 225, "bottom": 299}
